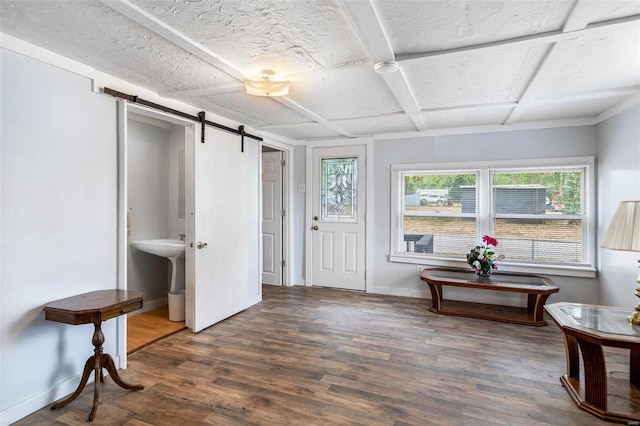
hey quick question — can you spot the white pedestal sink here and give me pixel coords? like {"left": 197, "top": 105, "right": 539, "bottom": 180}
{"left": 131, "top": 238, "right": 185, "bottom": 292}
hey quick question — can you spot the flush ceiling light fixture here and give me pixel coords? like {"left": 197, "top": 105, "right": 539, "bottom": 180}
{"left": 374, "top": 61, "right": 399, "bottom": 74}
{"left": 244, "top": 70, "right": 290, "bottom": 97}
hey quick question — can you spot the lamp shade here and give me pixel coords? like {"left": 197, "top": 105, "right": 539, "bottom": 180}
{"left": 601, "top": 200, "right": 640, "bottom": 252}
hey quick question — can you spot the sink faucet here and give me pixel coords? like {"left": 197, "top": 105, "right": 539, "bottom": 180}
{"left": 179, "top": 234, "right": 185, "bottom": 241}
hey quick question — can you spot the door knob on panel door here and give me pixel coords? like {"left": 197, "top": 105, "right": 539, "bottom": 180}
{"left": 312, "top": 226, "right": 319, "bottom": 231}
{"left": 197, "top": 241, "right": 208, "bottom": 249}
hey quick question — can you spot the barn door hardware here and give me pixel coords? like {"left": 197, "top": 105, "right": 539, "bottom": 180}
{"left": 103, "top": 87, "right": 263, "bottom": 151}
{"left": 239, "top": 125, "right": 246, "bottom": 153}
{"left": 198, "top": 111, "right": 206, "bottom": 144}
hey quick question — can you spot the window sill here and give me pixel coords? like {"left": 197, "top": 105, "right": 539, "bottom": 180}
{"left": 388, "top": 253, "right": 597, "bottom": 279}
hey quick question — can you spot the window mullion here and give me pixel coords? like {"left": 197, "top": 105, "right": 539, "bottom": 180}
{"left": 478, "top": 169, "right": 491, "bottom": 239}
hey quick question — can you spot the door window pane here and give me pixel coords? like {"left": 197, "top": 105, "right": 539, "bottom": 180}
{"left": 321, "top": 157, "right": 357, "bottom": 221}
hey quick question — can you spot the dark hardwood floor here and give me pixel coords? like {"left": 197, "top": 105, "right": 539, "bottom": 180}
{"left": 17, "top": 285, "right": 626, "bottom": 425}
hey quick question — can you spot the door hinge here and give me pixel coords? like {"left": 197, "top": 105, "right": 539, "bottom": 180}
{"left": 281, "top": 209, "right": 286, "bottom": 217}
{"left": 281, "top": 260, "right": 286, "bottom": 267}
{"left": 281, "top": 159, "right": 286, "bottom": 167}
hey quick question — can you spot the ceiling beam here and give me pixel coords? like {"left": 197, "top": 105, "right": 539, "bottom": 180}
{"left": 256, "top": 85, "right": 639, "bottom": 131}
{"left": 274, "top": 98, "right": 357, "bottom": 137}
{"left": 341, "top": 0, "right": 427, "bottom": 131}
{"left": 528, "top": 86, "right": 640, "bottom": 105}
{"left": 160, "top": 84, "right": 245, "bottom": 99}
{"left": 99, "top": 0, "right": 247, "bottom": 81}
{"left": 504, "top": 0, "right": 605, "bottom": 125}
{"left": 373, "top": 117, "right": 598, "bottom": 141}
{"left": 503, "top": 42, "right": 576, "bottom": 124}
{"left": 99, "top": 0, "right": 355, "bottom": 138}
{"left": 397, "top": 13, "right": 640, "bottom": 64}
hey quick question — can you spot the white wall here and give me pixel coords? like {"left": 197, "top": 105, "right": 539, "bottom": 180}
{"left": 293, "top": 145, "right": 306, "bottom": 285}
{"left": 597, "top": 104, "right": 640, "bottom": 307}
{"left": 127, "top": 119, "right": 171, "bottom": 302}
{"left": 168, "top": 125, "right": 186, "bottom": 241}
{"left": 0, "top": 38, "right": 269, "bottom": 425}
{"left": 368, "top": 126, "right": 600, "bottom": 303}
{"left": 1, "top": 49, "right": 118, "bottom": 423}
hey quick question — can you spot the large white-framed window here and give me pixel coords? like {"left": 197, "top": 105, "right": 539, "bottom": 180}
{"left": 390, "top": 156, "right": 596, "bottom": 278}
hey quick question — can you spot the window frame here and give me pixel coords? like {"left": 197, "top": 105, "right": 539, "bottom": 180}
{"left": 389, "top": 156, "right": 596, "bottom": 278}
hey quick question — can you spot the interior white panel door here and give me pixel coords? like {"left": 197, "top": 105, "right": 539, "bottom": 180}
{"left": 186, "top": 125, "right": 261, "bottom": 332}
{"left": 261, "top": 150, "right": 283, "bottom": 285}
{"left": 311, "top": 146, "right": 366, "bottom": 291}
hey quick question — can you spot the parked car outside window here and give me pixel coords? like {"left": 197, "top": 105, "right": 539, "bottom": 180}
{"left": 420, "top": 194, "right": 450, "bottom": 205}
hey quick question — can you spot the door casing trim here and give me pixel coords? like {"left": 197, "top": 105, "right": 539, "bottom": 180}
{"left": 304, "top": 137, "right": 374, "bottom": 292}
{"left": 260, "top": 142, "right": 293, "bottom": 287}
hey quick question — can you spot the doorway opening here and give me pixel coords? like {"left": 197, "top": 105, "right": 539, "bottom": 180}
{"left": 124, "top": 110, "right": 189, "bottom": 353}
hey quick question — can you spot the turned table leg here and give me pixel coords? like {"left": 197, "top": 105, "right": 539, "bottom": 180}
{"left": 51, "top": 318, "right": 144, "bottom": 422}
{"left": 88, "top": 319, "right": 104, "bottom": 421}
{"left": 50, "top": 356, "right": 94, "bottom": 410}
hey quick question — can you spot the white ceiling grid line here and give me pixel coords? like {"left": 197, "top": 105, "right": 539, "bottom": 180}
{"left": 396, "top": 14, "right": 640, "bottom": 64}
{"left": 504, "top": 0, "right": 605, "bottom": 125}
{"left": 503, "top": 42, "right": 578, "bottom": 125}
{"left": 99, "top": 0, "right": 246, "bottom": 81}
{"left": 274, "top": 97, "right": 356, "bottom": 139}
{"left": 341, "top": 0, "right": 427, "bottom": 131}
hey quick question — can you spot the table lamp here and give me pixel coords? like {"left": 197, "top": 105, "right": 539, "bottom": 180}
{"left": 601, "top": 200, "right": 640, "bottom": 325}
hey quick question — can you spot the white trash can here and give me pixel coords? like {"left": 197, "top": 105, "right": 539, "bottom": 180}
{"left": 167, "top": 289, "right": 185, "bottom": 322}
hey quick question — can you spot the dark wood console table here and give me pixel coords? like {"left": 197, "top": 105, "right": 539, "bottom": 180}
{"left": 420, "top": 267, "right": 558, "bottom": 326}
{"left": 44, "top": 290, "right": 145, "bottom": 421}
{"left": 545, "top": 303, "right": 640, "bottom": 423}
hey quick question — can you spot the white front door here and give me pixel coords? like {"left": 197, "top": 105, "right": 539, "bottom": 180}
{"left": 185, "top": 125, "right": 261, "bottom": 332}
{"left": 262, "top": 150, "right": 283, "bottom": 285}
{"left": 311, "top": 146, "right": 366, "bottom": 291}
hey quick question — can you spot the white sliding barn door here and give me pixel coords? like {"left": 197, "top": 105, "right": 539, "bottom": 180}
{"left": 311, "top": 146, "right": 366, "bottom": 291}
{"left": 185, "top": 125, "right": 261, "bottom": 332}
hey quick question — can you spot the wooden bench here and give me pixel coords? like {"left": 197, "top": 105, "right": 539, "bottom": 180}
{"left": 420, "top": 267, "right": 559, "bottom": 326}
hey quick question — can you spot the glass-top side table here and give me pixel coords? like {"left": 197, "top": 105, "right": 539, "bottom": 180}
{"left": 544, "top": 302, "right": 640, "bottom": 423}
{"left": 555, "top": 304, "right": 640, "bottom": 337}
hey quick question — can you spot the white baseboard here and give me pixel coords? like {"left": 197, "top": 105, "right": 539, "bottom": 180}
{"left": 126, "top": 296, "right": 167, "bottom": 318}
{"left": 0, "top": 372, "right": 96, "bottom": 426}
{"left": 367, "top": 286, "right": 429, "bottom": 299}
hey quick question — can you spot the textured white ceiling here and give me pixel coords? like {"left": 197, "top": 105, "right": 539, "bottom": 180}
{"left": 378, "top": 0, "right": 575, "bottom": 52}
{"left": 1, "top": 0, "right": 639, "bottom": 142}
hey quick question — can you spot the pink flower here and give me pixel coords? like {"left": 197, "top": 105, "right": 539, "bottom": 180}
{"left": 482, "top": 235, "right": 498, "bottom": 247}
